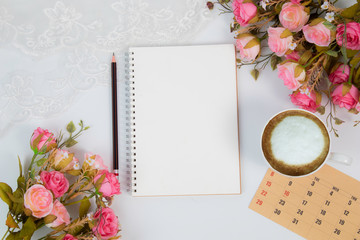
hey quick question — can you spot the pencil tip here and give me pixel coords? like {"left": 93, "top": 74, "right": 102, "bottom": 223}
{"left": 112, "top": 53, "right": 116, "bottom": 62}
{"left": 113, "top": 52, "right": 115, "bottom": 56}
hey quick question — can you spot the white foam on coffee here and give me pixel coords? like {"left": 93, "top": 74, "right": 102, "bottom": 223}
{"left": 270, "top": 116, "right": 325, "bottom": 166}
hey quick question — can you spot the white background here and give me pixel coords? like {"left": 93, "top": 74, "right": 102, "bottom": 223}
{"left": 0, "top": 1, "right": 359, "bottom": 239}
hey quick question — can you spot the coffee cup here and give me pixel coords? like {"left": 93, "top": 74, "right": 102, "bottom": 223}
{"left": 261, "top": 109, "right": 352, "bottom": 177}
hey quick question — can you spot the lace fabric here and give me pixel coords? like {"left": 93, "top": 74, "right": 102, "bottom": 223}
{"left": 0, "top": 0, "right": 213, "bottom": 136}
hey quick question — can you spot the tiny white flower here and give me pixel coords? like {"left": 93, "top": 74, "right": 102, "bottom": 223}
{"left": 86, "top": 213, "right": 93, "bottom": 220}
{"left": 289, "top": 42, "right": 297, "bottom": 50}
{"left": 321, "top": 1, "right": 329, "bottom": 10}
{"left": 300, "top": 88, "right": 311, "bottom": 95}
{"left": 35, "top": 175, "right": 43, "bottom": 184}
{"left": 325, "top": 12, "right": 335, "bottom": 22}
{"left": 85, "top": 157, "right": 95, "bottom": 166}
{"left": 260, "top": 0, "right": 267, "bottom": 10}
{"left": 62, "top": 151, "right": 69, "bottom": 158}
{"left": 73, "top": 161, "right": 80, "bottom": 170}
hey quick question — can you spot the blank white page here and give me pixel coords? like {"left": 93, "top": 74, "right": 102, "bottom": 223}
{"left": 129, "top": 44, "right": 240, "bottom": 196}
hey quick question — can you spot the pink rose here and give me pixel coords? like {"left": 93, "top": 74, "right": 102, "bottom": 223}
{"left": 40, "top": 171, "right": 69, "bottom": 198}
{"left": 336, "top": 22, "right": 360, "bottom": 50}
{"left": 277, "top": 62, "right": 305, "bottom": 90}
{"left": 331, "top": 84, "right": 359, "bottom": 110}
{"left": 268, "top": 27, "right": 293, "bottom": 56}
{"left": 279, "top": 2, "right": 309, "bottom": 32}
{"left": 92, "top": 208, "right": 119, "bottom": 239}
{"left": 63, "top": 234, "right": 77, "bottom": 240}
{"left": 291, "top": 0, "right": 301, "bottom": 3}
{"left": 84, "top": 153, "right": 108, "bottom": 170}
{"left": 232, "top": 0, "right": 257, "bottom": 26}
{"left": 24, "top": 184, "right": 53, "bottom": 218}
{"left": 355, "top": 99, "right": 360, "bottom": 112}
{"left": 46, "top": 200, "right": 70, "bottom": 228}
{"left": 329, "top": 64, "right": 350, "bottom": 84}
{"left": 290, "top": 90, "right": 320, "bottom": 113}
{"left": 30, "top": 127, "right": 57, "bottom": 154}
{"left": 285, "top": 51, "right": 301, "bottom": 62}
{"left": 94, "top": 170, "right": 121, "bottom": 197}
{"left": 236, "top": 34, "right": 260, "bottom": 62}
{"left": 52, "top": 149, "right": 78, "bottom": 171}
{"left": 303, "top": 20, "right": 332, "bottom": 47}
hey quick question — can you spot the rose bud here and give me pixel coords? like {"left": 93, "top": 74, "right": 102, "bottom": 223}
{"left": 94, "top": 170, "right": 121, "bottom": 197}
{"left": 329, "top": 63, "right": 350, "bottom": 85}
{"left": 303, "top": 18, "right": 334, "bottom": 47}
{"left": 30, "top": 127, "right": 57, "bottom": 154}
{"left": 92, "top": 208, "right": 119, "bottom": 239}
{"left": 46, "top": 200, "right": 70, "bottom": 228}
{"left": 24, "top": 184, "right": 53, "bottom": 218}
{"left": 331, "top": 83, "right": 359, "bottom": 110}
{"left": 236, "top": 34, "right": 260, "bottom": 62}
{"left": 277, "top": 61, "right": 305, "bottom": 90}
{"left": 336, "top": 22, "right": 360, "bottom": 50}
{"left": 40, "top": 171, "right": 69, "bottom": 198}
{"left": 232, "top": 0, "right": 258, "bottom": 26}
{"left": 268, "top": 27, "right": 293, "bottom": 56}
{"left": 290, "top": 89, "right": 321, "bottom": 113}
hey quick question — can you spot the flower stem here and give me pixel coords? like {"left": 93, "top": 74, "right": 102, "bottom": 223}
{"left": 27, "top": 153, "right": 38, "bottom": 177}
{"left": 1, "top": 229, "right": 9, "bottom": 240}
{"left": 64, "top": 194, "right": 94, "bottom": 206}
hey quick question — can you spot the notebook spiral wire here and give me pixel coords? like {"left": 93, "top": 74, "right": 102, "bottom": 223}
{"left": 125, "top": 51, "right": 137, "bottom": 193}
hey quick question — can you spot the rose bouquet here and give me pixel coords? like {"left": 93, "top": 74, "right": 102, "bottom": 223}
{"left": 0, "top": 121, "right": 121, "bottom": 240}
{"left": 207, "top": 0, "right": 360, "bottom": 136}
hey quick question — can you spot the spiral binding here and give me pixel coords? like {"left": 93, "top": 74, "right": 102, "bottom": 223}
{"left": 125, "top": 50, "right": 137, "bottom": 194}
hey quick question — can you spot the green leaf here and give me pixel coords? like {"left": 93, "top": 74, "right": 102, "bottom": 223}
{"left": 18, "top": 157, "right": 22, "bottom": 177}
{"left": 5, "top": 232, "right": 20, "bottom": 240}
{"left": 341, "top": 3, "right": 359, "bottom": 18}
{"left": 95, "top": 173, "right": 106, "bottom": 190}
{"left": 17, "top": 176, "right": 25, "bottom": 191}
{"left": 317, "top": 106, "right": 325, "bottom": 115}
{"left": 84, "top": 126, "right": 90, "bottom": 130}
{"left": 335, "top": 118, "right": 345, "bottom": 125}
{"left": 250, "top": 69, "right": 260, "bottom": 81}
{"left": 298, "top": 50, "right": 313, "bottom": 66}
{"left": 19, "top": 217, "right": 36, "bottom": 238}
{"left": 36, "top": 158, "right": 47, "bottom": 167}
{"left": 0, "top": 182, "right": 13, "bottom": 207}
{"left": 6, "top": 213, "right": 19, "bottom": 228}
{"left": 66, "top": 121, "right": 76, "bottom": 133}
{"left": 44, "top": 214, "right": 57, "bottom": 224}
{"left": 65, "top": 139, "right": 78, "bottom": 148}
{"left": 11, "top": 188, "right": 24, "bottom": 216}
{"left": 309, "top": 18, "right": 324, "bottom": 26}
{"left": 323, "top": 21, "right": 336, "bottom": 31}
{"left": 294, "top": 65, "right": 304, "bottom": 78}
{"left": 326, "top": 50, "right": 338, "bottom": 57}
{"left": 55, "top": 233, "right": 66, "bottom": 240}
{"left": 79, "top": 197, "right": 91, "bottom": 218}
{"left": 270, "top": 55, "right": 281, "bottom": 70}
{"left": 244, "top": 38, "right": 259, "bottom": 49}
{"left": 280, "top": 29, "right": 292, "bottom": 38}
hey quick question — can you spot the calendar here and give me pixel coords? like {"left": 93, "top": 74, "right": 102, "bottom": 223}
{"left": 249, "top": 164, "right": 360, "bottom": 240}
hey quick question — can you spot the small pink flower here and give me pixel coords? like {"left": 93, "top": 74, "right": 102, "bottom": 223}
{"left": 285, "top": 51, "right": 301, "bottom": 62}
{"left": 355, "top": 99, "right": 360, "bottom": 112}
{"left": 277, "top": 61, "right": 305, "bottom": 90}
{"left": 30, "top": 128, "right": 57, "bottom": 154}
{"left": 268, "top": 27, "right": 293, "bottom": 56}
{"left": 24, "top": 184, "right": 53, "bottom": 218}
{"left": 279, "top": 2, "right": 309, "bottom": 32}
{"left": 94, "top": 170, "right": 121, "bottom": 197}
{"left": 290, "top": 90, "right": 320, "bottom": 112}
{"left": 331, "top": 84, "right": 359, "bottom": 110}
{"left": 303, "top": 20, "right": 332, "bottom": 47}
{"left": 336, "top": 22, "right": 360, "bottom": 50}
{"left": 232, "top": 0, "right": 257, "bottom": 26}
{"left": 291, "top": 0, "right": 301, "bottom": 3}
{"left": 92, "top": 208, "right": 119, "bottom": 239}
{"left": 40, "top": 171, "right": 69, "bottom": 198}
{"left": 329, "top": 64, "right": 350, "bottom": 84}
{"left": 46, "top": 200, "right": 70, "bottom": 228}
{"left": 84, "top": 153, "right": 108, "bottom": 170}
{"left": 236, "top": 34, "right": 260, "bottom": 62}
{"left": 63, "top": 234, "right": 78, "bottom": 240}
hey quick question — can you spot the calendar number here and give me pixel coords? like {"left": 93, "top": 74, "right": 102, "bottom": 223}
{"left": 311, "top": 181, "right": 315, "bottom": 186}
{"left": 270, "top": 171, "right": 275, "bottom": 176}
{"left": 334, "top": 228, "right": 341, "bottom": 235}
{"left": 288, "top": 181, "right": 292, "bottom": 186}
{"left": 315, "top": 219, "right": 322, "bottom": 225}
{"left": 297, "top": 209, "right": 303, "bottom": 215}
{"left": 274, "top": 209, "right": 281, "bottom": 215}
{"left": 307, "top": 191, "right": 313, "bottom": 196}
{"left": 344, "top": 210, "right": 350, "bottom": 216}
{"left": 325, "top": 200, "right": 330, "bottom": 206}
{"left": 292, "top": 218, "right": 298, "bottom": 224}
{"left": 266, "top": 181, "right": 272, "bottom": 187}
{"left": 256, "top": 199, "right": 263, "bottom": 205}
{"left": 357, "top": 229, "right": 360, "bottom": 234}
{"left": 279, "top": 199, "right": 285, "bottom": 206}
{"left": 284, "top": 190, "right": 290, "bottom": 197}
{"left": 348, "top": 200, "right": 352, "bottom": 205}
{"left": 302, "top": 200, "right": 308, "bottom": 206}
{"left": 339, "top": 219, "right": 345, "bottom": 225}
{"left": 261, "top": 190, "right": 267, "bottom": 196}
{"left": 320, "top": 209, "right": 326, "bottom": 216}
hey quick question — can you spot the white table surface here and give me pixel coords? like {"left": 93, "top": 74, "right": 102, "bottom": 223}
{"left": 0, "top": 1, "right": 359, "bottom": 239}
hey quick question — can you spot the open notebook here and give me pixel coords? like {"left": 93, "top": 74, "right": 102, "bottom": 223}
{"left": 127, "top": 44, "right": 240, "bottom": 197}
